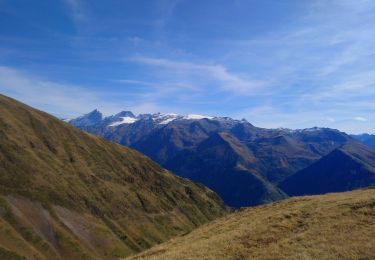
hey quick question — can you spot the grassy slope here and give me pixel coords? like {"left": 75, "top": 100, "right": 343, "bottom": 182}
{"left": 0, "top": 94, "right": 227, "bottom": 259}
{"left": 130, "top": 188, "right": 375, "bottom": 260}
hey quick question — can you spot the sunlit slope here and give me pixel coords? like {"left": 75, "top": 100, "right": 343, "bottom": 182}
{"left": 130, "top": 188, "right": 375, "bottom": 260}
{"left": 0, "top": 94, "right": 227, "bottom": 259}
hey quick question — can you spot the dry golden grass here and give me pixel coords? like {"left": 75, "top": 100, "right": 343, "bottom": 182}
{"left": 130, "top": 188, "right": 375, "bottom": 260}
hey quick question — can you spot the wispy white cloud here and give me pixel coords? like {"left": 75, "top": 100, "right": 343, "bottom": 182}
{"left": 214, "top": 0, "right": 375, "bottom": 133}
{"left": 112, "top": 79, "right": 195, "bottom": 90}
{"left": 235, "top": 104, "right": 374, "bottom": 134}
{"left": 0, "top": 66, "right": 201, "bottom": 117}
{"left": 0, "top": 66, "right": 169, "bottom": 117}
{"left": 354, "top": 117, "right": 367, "bottom": 122}
{"left": 63, "top": 0, "right": 89, "bottom": 25}
{"left": 325, "top": 117, "right": 336, "bottom": 123}
{"left": 0, "top": 66, "right": 115, "bottom": 117}
{"left": 298, "top": 74, "right": 375, "bottom": 106}
{"left": 154, "top": 0, "right": 183, "bottom": 27}
{"left": 112, "top": 79, "right": 158, "bottom": 87}
{"left": 132, "top": 56, "right": 268, "bottom": 95}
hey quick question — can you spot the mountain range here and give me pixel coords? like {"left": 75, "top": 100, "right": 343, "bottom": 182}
{"left": 70, "top": 110, "right": 375, "bottom": 208}
{"left": 0, "top": 95, "right": 226, "bottom": 259}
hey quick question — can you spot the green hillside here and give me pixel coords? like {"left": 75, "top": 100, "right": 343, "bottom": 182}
{"left": 0, "top": 94, "right": 227, "bottom": 259}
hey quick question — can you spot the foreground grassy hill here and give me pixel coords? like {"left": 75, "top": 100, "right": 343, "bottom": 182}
{"left": 130, "top": 188, "right": 375, "bottom": 259}
{"left": 0, "top": 94, "right": 227, "bottom": 259}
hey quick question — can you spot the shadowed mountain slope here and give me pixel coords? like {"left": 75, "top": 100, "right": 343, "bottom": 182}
{"left": 0, "top": 94, "right": 227, "bottom": 259}
{"left": 280, "top": 143, "right": 375, "bottom": 196}
{"left": 130, "top": 188, "right": 375, "bottom": 260}
{"left": 166, "top": 132, "right": 287, "bottom": 207}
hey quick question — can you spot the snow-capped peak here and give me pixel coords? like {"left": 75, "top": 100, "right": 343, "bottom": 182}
{"left": 184, "top": 114, "right": 214, "bottom": 120}
{"left": 296, "top": 127, "right": 325, "bottom": 132}
{"left": 110, "top": 113, "right": 216, "bottom": 126}
{"left": 152, "top": 113, "right": 181, "bottom": 125}
{"left": 69, "top": 109, "right": 103, "bottom": 127}
{"left": 72, "top": 109, "right": 232, "bottom": 128}
{"left": 109, "top": 116, "right": 138, "bottom": 126}
{"left": 154, "top": 113, "right": 214, "bottom": 124}
{"left": 158, "top": 117, "right": 178, "bottom": 125}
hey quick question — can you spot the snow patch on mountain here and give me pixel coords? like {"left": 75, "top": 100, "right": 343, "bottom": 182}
{"left": 71, "top": 110, "right": 232, "bottom": 128}
{"left": 184, "top": 114, "right": 214, "bottom": 120}
{"left": 295, "top": 127, "right": 325, "bottom": 133}
{"left": 109, "top": 117, "right": 138, "bottom": 126}
{"left": 159, "top": 117, "right": 178, "bottom": 125}
{"left": 152, "top": 113, "right": 180, "bottom": 124}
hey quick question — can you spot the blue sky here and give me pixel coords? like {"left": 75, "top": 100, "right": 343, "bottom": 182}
{"left": 0, "top": 0, "right": 374, "bottom": 133}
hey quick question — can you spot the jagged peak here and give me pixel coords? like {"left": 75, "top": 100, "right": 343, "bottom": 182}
{"left": 114, "top": 111, "right": 135, "bottom": 118}
{"left": 70, "top": 109, "right": 254, "bottom": 128}
{"left": 87, "top": 109, "right": 102, "bottom": 116}
{"left": 69, "top": 109, "right": 103, "bottom": 127}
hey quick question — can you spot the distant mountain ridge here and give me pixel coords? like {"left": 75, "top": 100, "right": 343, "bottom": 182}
{"left": 351, "top": 133, "right": 375, "bottom": 148}
{"left": 70, "top": 110, "right": 240, "bottom": 130}
{"left": 70, "top": 109, "right": 375, "bottom": 207}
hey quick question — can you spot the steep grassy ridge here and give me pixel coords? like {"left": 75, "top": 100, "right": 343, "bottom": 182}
{"left": 0, "top": 94, "right": 227, "bottom": 259}
{"left": 131, "top": 188, "right": 375, "bottom": 260}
